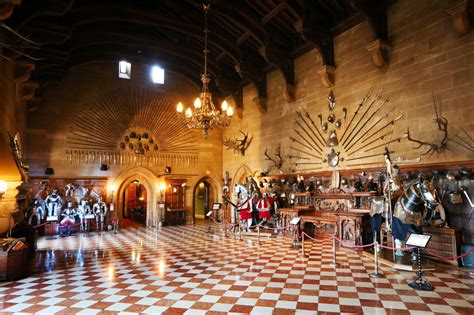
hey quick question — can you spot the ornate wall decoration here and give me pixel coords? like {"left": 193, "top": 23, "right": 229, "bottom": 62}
{"left": 223, "top": 130, "right": 252, "bottom": 156}
{"left": 66, "top": 88, "right": 198, "bottom": 167}
{"left": 290, "top": 88, "right": 405, "bottom": 171}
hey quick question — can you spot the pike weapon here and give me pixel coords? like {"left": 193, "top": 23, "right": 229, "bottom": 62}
{"left": 342, "top": 93, "right": 382, "bottom": 147}
{"left": 349, "top": 131, "right": 393, "bottom": 155}
{"left": 290, "top": 136, "right": 318, "bottom": 153}
{"left": 463, "top": 128, "right": 473, "bottom": 142}
{"left": 345, "top": 150, "right": 395, "bottom": 161}
{"left": 305, "top": 111, "right": 326, "bottom": 147}
{"left": 432, "top": 91, "right": 441, "bottom": 129}
{"left": 361, "top": 114, "right": 403, "bottom": 145}
{"left": 343, "top": 96, "right": 389, "bottom": 150}
{"left": 340, "top": 86, "right": 375, "bottom": 142}
{"left": 297, "top": 167, "right": 323, "bottom": 172}
{"left": 363, "top": 134, "right": 408, "bottom": 152}
{"left": 290, "top": 146, "right": 322, "bottom": 159}
{"left": 295, "top": 120, "right": 323, "bottom": 152}
{"left": 452, "top": 136, "right": 474, "bottom": 152}
{"left": 346, "top": 161, "right": 386, "bottom": 167}
{"left": 297, "top": 111, "right": 324, "bottom": 149}
{"left": 295, "top": 162, "right": 323, "bottom": 165}
{"left": 346, "top": 107, "right": 395, "bottom": 150}
{"left": 288, "top": 155, "right": 310, "bottom": 160}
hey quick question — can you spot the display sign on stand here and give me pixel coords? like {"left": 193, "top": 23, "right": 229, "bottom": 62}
{"left": 289, "top": 217, "right": 301, "bottom": 249}
{"left": 46, "top": 216, "right": 58, "bottom": 222}
{"left": 407, "top": 233, "right": 434, "bottom": 291}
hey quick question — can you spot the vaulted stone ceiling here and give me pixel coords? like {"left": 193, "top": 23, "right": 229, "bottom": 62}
{"left": 1, "top": 0, "right": 396, "bottom": 111}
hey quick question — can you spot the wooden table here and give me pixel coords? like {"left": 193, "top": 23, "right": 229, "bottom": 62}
{"left": 300, "top": 210, "right": 371, "bottom": 248}
{"left": 300, "top": 212, "right": 338, "bottom": 237}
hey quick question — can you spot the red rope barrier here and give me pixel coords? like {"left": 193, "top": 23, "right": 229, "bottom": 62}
{"left": 334, "top": 237, "right": 375, "bottom": 249}
{"left": 302, "top": 232, "right": 333, "bottom": 242}
{"left": 424, "top": 247, "right": 474, "bottom": 261}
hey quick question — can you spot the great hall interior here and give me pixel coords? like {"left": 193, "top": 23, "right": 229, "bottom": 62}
{"left": 0, "top": 0, "right": 473, "bottom": 314}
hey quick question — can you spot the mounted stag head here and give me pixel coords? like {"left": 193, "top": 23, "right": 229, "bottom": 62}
{"left": 406, "top": 93, "right": 449, "bottom": 155}
{"left": 223, "top": 130, "right": 253, "bottom": 156}
{"left": 264, "top": 145, "right": 283, "bottom": 174}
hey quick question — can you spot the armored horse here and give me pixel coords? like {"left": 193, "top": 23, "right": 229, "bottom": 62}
{"left": 233, "top": 183, "right": 255, "bottom": 231}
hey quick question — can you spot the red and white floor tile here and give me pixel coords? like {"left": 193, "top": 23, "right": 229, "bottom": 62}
{"left": 0, "top": 223, "right": 473, "bottom": 314}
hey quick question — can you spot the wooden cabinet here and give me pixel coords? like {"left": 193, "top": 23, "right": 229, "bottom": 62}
{"left": 421, "top": 226, "right": 464, "bottom": 266}
{"left": 164, "top": 208, "right": 186, "bottom": 226}
{"left": 0, "top": 249, "right": 29, "bottom": 281}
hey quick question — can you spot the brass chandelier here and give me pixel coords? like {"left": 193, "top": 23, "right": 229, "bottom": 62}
{"left": 176, "top": 3, "right": 233, "bottom": 138}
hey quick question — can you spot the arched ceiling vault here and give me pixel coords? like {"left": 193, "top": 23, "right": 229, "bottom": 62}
{"left": 2, "top": 0, "right": 396, "bottom": 112}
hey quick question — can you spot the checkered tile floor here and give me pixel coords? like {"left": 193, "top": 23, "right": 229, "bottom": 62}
{"left": 0, "top": 223, "right": 473, "bottom": 314}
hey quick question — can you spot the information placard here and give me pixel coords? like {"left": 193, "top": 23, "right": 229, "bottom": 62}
{"left": 85, "top": 214, "right": 95, "bottom": 219}
{"left": 212, "top": 203, "right": 222, "bottom": 210}
{"left": 290, "top": 217, "right": 301, "bottom": 225}
{"left": 406, "top": 233, "right": 431, "bottom": 248}
{"left": 206, "top": 211, "right": 213, "bottom": 217}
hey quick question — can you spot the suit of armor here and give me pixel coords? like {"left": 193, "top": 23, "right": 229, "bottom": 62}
{"left": 28, "top": 199, "right": 45, "bottom": 225}
{"left": 77, "top": 200, "right": 92, "bottom": 232}
{"left": 93, "top": 198, "right": 108, "bottom": 231}
{"left": 45, "top": 189, "right": 62, "bottom": 217}
{"left": 60, "top": 201, "right": 76, "bottom": 236}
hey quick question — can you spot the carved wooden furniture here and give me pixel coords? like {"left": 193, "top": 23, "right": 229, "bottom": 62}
{"left": 337, "top": 211, "right": 371, "bottom": 247}
{"left": 300, "top": 212, "right": 338, "bottom": 236}
{"left": 277, "top": 207, "right": 314, "bottom": 231}
{"left": 294, "top": 192, "right": 315, "bottom": 210}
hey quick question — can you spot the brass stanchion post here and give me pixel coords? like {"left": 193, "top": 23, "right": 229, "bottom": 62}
{"left": 332, "top": 235, "right": 337, "bottom": 266}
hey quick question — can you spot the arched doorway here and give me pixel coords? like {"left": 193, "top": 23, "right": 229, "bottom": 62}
{"left": 123, "top": 179, "right": 147, "bottom": 225}
{"left": 194, "top": 181, "right": 210, "bottom": 220}
{"left": 192, "top": 176, "right": 221, "bottom": 224}
{"left": 111, "top": 167, "right": 159, "bottom": 228}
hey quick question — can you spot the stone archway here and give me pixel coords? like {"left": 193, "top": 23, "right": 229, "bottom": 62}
{"left": 191, "top": 176, "right": 221, "bottom": 224}
{"left": 110, "top": 167, "right": 159, "bottom": 227}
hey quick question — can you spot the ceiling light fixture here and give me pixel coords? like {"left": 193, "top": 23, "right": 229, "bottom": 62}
{"left": 176, "top": 3, "right": 233, "bottom": 138}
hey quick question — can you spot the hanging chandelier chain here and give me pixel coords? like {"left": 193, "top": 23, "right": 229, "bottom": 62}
{"left": 203, "top": 3, "right": 210, "bottom": 78}
{"left": 175, "top": 1, "right": 233, "bottom": 138}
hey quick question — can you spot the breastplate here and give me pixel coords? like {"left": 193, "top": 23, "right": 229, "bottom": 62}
{"left": 399, "top": 185, "right": 423, "bottom": 213}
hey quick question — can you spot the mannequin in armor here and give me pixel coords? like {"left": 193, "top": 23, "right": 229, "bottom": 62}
{"left": 60, "top": 201, "right": 76, "bottom": 236}
{"left": 28, "top": 199, "right": 46, "bottom": 226}
{"left": 392, "top": 178, "right": 444, "bottom": 256}
{"left": 93, "top": 197, "right": 108, "bottom": 231}
{"left": 45, "top": 189, "right": 62, "bottom": 217}
{"left": 77, "top": 199, "right": 92, "bottom": 232}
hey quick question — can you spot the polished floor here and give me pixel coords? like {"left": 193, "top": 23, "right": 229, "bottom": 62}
{"left": 0, "top": 223, "right": 473, "bottom": 314}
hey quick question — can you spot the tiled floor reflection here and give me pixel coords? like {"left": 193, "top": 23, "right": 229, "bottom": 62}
{"left": 0, "top": 223, "right": 473, "bottom": 314}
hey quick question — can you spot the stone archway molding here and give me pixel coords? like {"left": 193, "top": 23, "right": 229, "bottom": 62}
{"left": 110, "top": 166, "right": 160, "bottom": 227}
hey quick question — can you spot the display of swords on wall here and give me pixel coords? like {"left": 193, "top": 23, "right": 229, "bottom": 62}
{"left": 66, "top": 87, "right": 199, "bottom": 166}
{"left": 290, "top": 88, "right": 406, "bottom": 171}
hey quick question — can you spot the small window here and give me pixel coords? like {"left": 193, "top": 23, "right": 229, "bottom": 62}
{"left": 118, "top": 60, "right": 131, "bottom": 79}
{"left": 151, "top": 66, "right": 164, "bottom": 84}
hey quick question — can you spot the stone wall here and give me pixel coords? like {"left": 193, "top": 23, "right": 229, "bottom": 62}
{"left": 25, "top": 62, "right": 224, "bottom": 221}
{"left": 223, "top": 0, "right": 474, "bottom": 180}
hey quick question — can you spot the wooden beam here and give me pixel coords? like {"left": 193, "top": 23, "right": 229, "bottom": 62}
{"left": 261, "top": 2, "right": 287, "bottom": 24}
